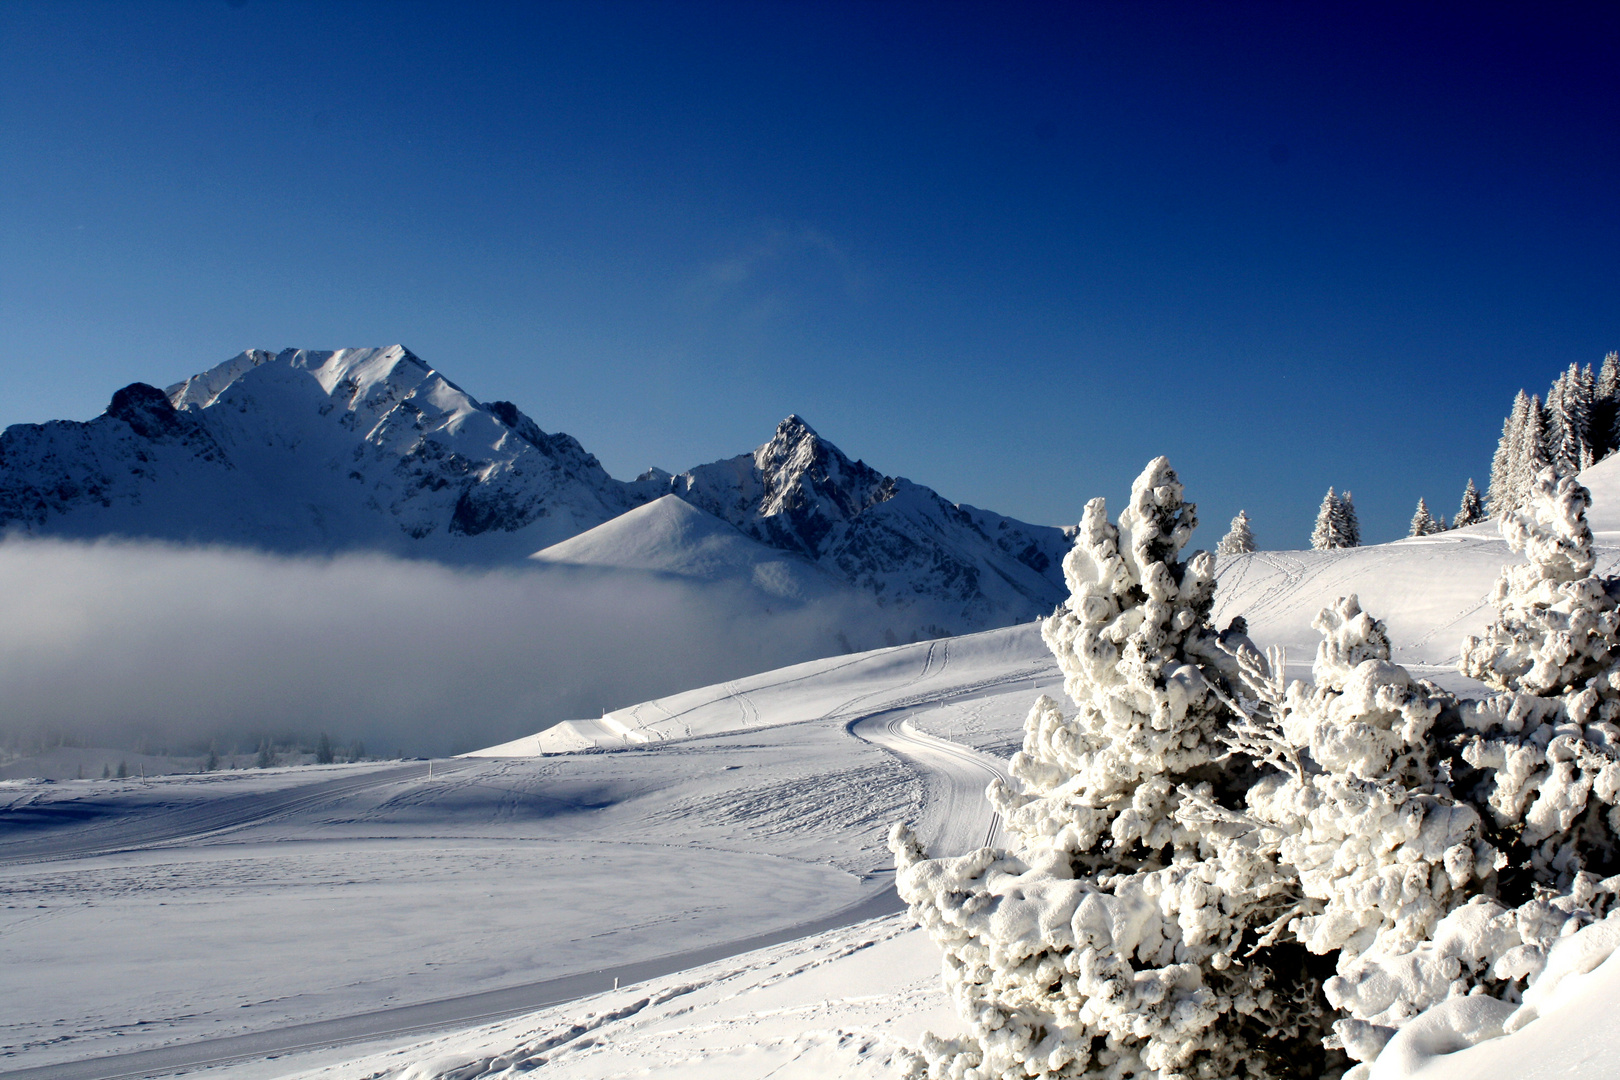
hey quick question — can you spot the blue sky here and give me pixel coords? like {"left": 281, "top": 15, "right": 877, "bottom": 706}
{"left": 2, "top": 1, "right": 1617, "bottom": 547}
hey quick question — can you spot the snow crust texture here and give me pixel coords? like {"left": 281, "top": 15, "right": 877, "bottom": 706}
{"left": 891, "top": 458, "right": 1620, "bottom": 1080}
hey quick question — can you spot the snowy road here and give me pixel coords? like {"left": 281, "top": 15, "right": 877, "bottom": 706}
{"left": 851, "top": 709, "right": 1008, "bottom": 854}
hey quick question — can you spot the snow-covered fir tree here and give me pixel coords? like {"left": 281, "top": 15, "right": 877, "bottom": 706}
{"left": 1487, "top": 391, "right": 1531, "bottom": 517}
{"left": 891, "top": 454, "right": 1620, "bottom": 1080}
{"left": 1455, "top": 478, "right": 1486, "bottom": 527}
{"left": 1309, "top": 488, "right": 1360, "bottom": 549}
{"left": 1514, "top": 394, "right": 1551, "bottom": 500}
{"left": 1408, "top": 498, "right": 1442, "bottom": 537}
{"left": 892, "top": 458, "right": 1340, "bottom": 1080}
{"left": 1217, "top": 509, "right": 1257, "bottom": 554}
{"left": 1546, "top": 364, "right": 1595, "bottom": 477}
{"left": 1595, "top": 350, "right": 1620, "bottom": 460}
{"left": 1333, "top": 489, "right": 1360, "bottom": 547}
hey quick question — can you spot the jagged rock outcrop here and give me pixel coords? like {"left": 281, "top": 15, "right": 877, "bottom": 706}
{"left": 649, "top": 415, "right": 1073, "bottom": 630}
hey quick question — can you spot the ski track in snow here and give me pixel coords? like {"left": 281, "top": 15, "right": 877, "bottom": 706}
{"left": 0, "top": 630, "right": 1033, "bottom": 1079}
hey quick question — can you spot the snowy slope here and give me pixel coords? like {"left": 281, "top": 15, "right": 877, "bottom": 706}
{"left": 0, "top": 615, "right": 1042, "bottom": 1077}
{"left": 472, "top": 622, "right": 1054, "bottom": 754}
{"left": 1213, "top": 454, "right": 1620, "bottom": 679}
{"left": 529, "top": 494, "right": 843, "bottom": 602}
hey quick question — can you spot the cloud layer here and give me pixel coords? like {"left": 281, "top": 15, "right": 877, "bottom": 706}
{"left": 0, "top": 539, "right": 862, "bottom": 756}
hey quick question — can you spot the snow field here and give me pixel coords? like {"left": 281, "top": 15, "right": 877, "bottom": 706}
{"left": 506, "top": 622, "right": 1055, "bottom": 753}
{"left": 0, "top": 721, "right": 932, "bottom": 1071}
{"left": 265, "top": 912, "right": 962, "bottom": 1080}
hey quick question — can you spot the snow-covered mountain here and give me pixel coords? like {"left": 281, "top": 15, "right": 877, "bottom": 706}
{"left": 0, "top": 347, "right": 1072, "bottom": 631}
{"left": 644, "top": 415, "right": 1073, "bottom": 633}
{"left": 0, "top": 347, "right": 632, "bottom": 562}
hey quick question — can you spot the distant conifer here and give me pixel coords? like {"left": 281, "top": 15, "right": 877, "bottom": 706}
{"left": 1597, "top": 351, "right": 1620, "bottom": 460}
{"left": 1217, "top": 510, "right": 1257, "bottom": 554}
{"left": 1455, "top": 478, "right": 1486, "bottom": 527}
{"left": 1409, "top": 498, "right": 1441, "bottom": 537}
{"left": 1488, "top": 391, "right": 1530, "bottom": 516}
{"left": 1312, "top": 489, "right": 1358, "bottom": 550}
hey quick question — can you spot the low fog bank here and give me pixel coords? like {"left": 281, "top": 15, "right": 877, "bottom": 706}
{"left": 0, "top": 538, "right": 879, "bottom": 758}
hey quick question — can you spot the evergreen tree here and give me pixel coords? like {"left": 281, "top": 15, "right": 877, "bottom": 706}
{"left": 315, "top": 732, "right": 334, "bottom": 765}
{"left": 1216, "top": 509, "right": 1257, "bottom": 554}
{"left": 1455, "top": 478, "right": 1486, "bottom": 527}
{"left": 101, "top": 763, "right": 110, "bottom": 779}
{"left": 1597, "top": 350, "right": 1620, "bottom": 460}
{"left": 1335, "top": 489, "right": 1361, "bottom": 547}
{"left": 1578, "top": 363, "right": 1597, "bottom": 468}
{"left": 1547, "top": 364, "right": 1594, "bottom": 476}
{"left": 893, "top": 458, "right": 1338, "bottom": 1080}
{"left": 1409, "top": 498, "right": 1441, "bottom": 536}
{"left": 116, "top": 760, "right": 127, "bottom": 779}
{"left": 349, "top": 739, "right": 366, "bottom": 762}
{"left": 1311, "top": 488, "right": 1339, "bottom": 550}
{"left": 256, "top": 740, "right": 274, "bottom": 769}
{"left": 1515, "top": 394, "right": 1551, "bottom": 508}
{"left": 204, "top": 742, "right": 219, "bottom": 772}
{"left": 1488, "top": 391, "right": 1530, "bottom": 516}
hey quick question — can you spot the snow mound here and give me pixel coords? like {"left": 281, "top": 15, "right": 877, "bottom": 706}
{"left": 1215, "top": 454, "right": 1620, "bottom": 676}
{"left": 529, "top": 494, "right": 839, "bottom": 602}
{"left": 469, "top": 621, "right": 1054, "bottom": 755}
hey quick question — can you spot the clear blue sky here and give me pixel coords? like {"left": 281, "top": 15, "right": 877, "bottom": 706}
{"left": 2, "top": 1, "right": 1617, "bottom": 547}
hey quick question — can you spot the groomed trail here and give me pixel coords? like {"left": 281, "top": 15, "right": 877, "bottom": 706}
{"left": 0, "top": 761, "right": 451, "bottom": 867}
{"left": 0, "top": 634, "right": 1028, "bottom": 1080}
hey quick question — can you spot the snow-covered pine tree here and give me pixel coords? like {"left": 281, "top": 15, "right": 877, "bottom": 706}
{"left": 892, "top": 458, "right": 1337, "bottom": 1080}
{"left": 1408, "top": 498, "right": 1441, "bottom": 537}
{"left": 1514, "top": 394, "right": 1551, "bottom": 508}
{"left": 1334, "top": 490, "right": 1361, "bottom": 547}
{"left": 1455, "top": 478, "right": 1486, "bottom": 527}
{"left": 1487, "top": 391, "right": 1530, "bottom": 516}
{"left": 1596, "top": 350, "right": 1620, "bottom": 461}
{"left": 1546, "top": 364, "right": 1594, "bottom": 477}
{"left": 1545, "top": 370, "right": 1568, "bottom": 472}
{"left": 1576, "top": 363, "right": 1597, "bottom": 469}
{"left": 1217, "top": 509, "right": 1257, "bottom": 554}
{"left": 1312, "top": 488, "right": 1341, "bottom": 550}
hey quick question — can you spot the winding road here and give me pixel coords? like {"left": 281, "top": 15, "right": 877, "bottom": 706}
{"left": 0, "top": 676, "right": 1012, "bottom": 1080}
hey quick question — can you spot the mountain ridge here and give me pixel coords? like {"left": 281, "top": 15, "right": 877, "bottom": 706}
{"left": 0, "top": 346, "right": 1073, "bottom": 634}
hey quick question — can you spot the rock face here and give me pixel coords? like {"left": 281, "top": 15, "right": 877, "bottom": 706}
{"left": 652, "top": 416, "right": 1073, "bottom": 632}
{"left": 0, "top": 348, "right": 1073, "bottom": 631}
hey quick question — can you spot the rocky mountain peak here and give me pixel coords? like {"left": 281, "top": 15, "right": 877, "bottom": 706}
{"left": 106, "top": 383, "right": 186, "bottom": 440}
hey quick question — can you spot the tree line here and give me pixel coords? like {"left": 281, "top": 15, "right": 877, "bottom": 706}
{"left": 1216, "top": 352, "right": 1616, "bottom": 554}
